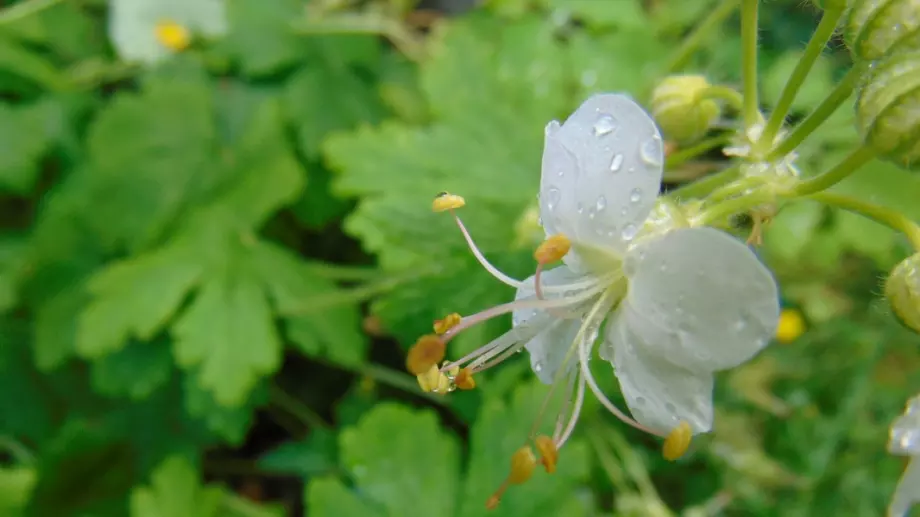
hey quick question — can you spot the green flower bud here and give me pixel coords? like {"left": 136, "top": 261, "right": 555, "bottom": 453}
{"left": 651, "top": 75, "right": 721, "bottom": 145}
{"left": 856, "top": 50, "right": 920, "bottom": 167}
{"left": 886, "top": 254, "right": 920, "bottom": 333}
{"left": 846, "top": 0, "right": 920, "bottom": 60}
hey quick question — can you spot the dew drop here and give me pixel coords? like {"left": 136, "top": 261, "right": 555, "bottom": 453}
{"left": 576, "top": 202, "right": 584, "bottom": 214}
{"left": 596, "top": 195, "right": 607, "bottom": 211}
{"left": 545, "top": 187, "right": 561, "bottom": 211}
{"left": 621, "top": 224, "right": 638, "bottom": 241}
{"left": 620, "top": 206, "right": 628, "bottom": 216}
{"left": 635, "top": 396, "right": 647, "bottom": 405}
{"left": 557, "top": 168, "right": 565, "bottom": 178}
{"left": 534, "top": 361, "right": 544, "bottom": 373}
{"left": 593, "top": 114, "right": 617, "bottom": 136}
{"left": 629, "top": 188, "right": 642, "bottom": 203}
{"left": 640, "top": 136, "right": 663, "bottom": 166}
{"left": 665, "top": 402, "right": 676, "bottom": 413}
{"left": 609, "top": 153, "right": 624, "bottom": 172}
{"left": 734, "top": 319, "right": 746, "bottom": 331}
{"left": 588, "top": 207, "right": 596, "bottom": 220}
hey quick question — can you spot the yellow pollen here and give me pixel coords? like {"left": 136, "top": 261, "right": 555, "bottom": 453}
{"left": 454, "top": 368, "right": 476, "bottom": 390}
{"left": 154, "top": 19, "right": 191, "bottom": 52}
{"left": 432, "top": 192, "right": 466, "bottom": 212}
{"left": 416, "top": 365, "right": 441, "bottom": 392}
{"left": 775, "top": 308, "right": 806, "bottom": 343}
{"left": 662, "top": 421, "right": 692, "bottom": 461}
{"left": 534, "top": 435, "right": 558, "bottom": 473}
{"left": 534, "top": 234, "right": 571, "bottom": 264}
{"left": 434, "top": 313, "right": 461, "bottom": 334}
{"left": 406, "top": 334, "right": 446, "bottom": 375}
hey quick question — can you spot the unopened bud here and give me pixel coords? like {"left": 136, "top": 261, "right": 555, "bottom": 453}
{"left": 886, "top": 254, "right": 920, "bottom": 333}
{"left": 846, "top": 0, "right": 920, "bottom": 60}
{"left": 651, "top": 75, "right": 721, "bottom": 144}
{"left": 856, "top": 50, "right": 920, "bottom": 168}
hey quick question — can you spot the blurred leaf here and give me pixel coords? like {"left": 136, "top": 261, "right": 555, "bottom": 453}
{"left": 259, "top": 428, "right": 338, "bottom": 476}
{"left": 0, "top": 34, "right": 69, "bottom": 92}
{"left": 0, "top": 323, "right": 54, "bottom": 444}
{"left": 129, "top": 456, "right": 223, "bottom": 517}
{"left": 763, "top": 52, "right": 834, "bottom": 114}
{"left": 764, "top": 201, "right": 824, "bottom": 263}
{"left": 0, "top": 466, "right": 36, "bottom": 517}
{"left": 90, "top": 339, "right": 174, "bottom": 400}
{"left": 539, "top": 0, "right": 648, "bottom": 29}
{"left": 222, "top": 0, "right": 303, "bottom": 76}
{"left": 0, "top": 101, "right": 56, "bottom": 194}
{"left": 183, "top": 374, "right": 266, "bottom": 444}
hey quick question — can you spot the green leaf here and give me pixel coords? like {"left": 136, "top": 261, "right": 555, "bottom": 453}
{"left": 91, "top": 339, "right": 175, "bottom": 400}
{"left": 0, "top": 101, "right": 56, "bottom": 194}
{"left": 172, "top": 270, "right": 281, "bottom": 407}
{"left": 249, "top": 241, "right": 367, "bottom": 366}
{"left": 129, "top": 456, "right": 223, "bottom": 517}
{"left": 183, "top": 373, "right": 265, "bottom": 444}
{"left": 77, "top": 247, "right": 203, "bottom": 358}
{"left": 306, "top": 476, "right": 385, "bottom": 517}
{"left": 0, "top": 322, "right": 55, "bottom": 444}
{"left": 539, "top": 0, "right": 648, "bottom": 29}
{"left": 567, "top": 29, "right": 668, "bottom": 97}
{"left": 259, "top": 428, "right": 338, "bottom": 476}
{"left": 764, "top": 201, "right": 825, "bottom": 263}
{"left": 0, "top": 467, "right": 36, "bottom": 517}
{"left": 763, "top": 52, "right": 834, "bottom": 114}
{"left": 221, "top": 0, "right": 304, "bottom": 76}
{"left": 33, "top": 283, "right": 87, "bottom": 371}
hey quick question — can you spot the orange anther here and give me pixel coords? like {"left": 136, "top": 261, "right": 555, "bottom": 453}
{"left": 406, "top": 335, "right": 445, "bottom": 375}
{"left": 434, "top": 313, "right": 461, "bottom": 335}
{"left": 534, "top": 234, "right": 571, "bottom": 264}
{"left": 534, "top": 435, "right": 558, "bottom": 473}
{"left": 455, "top": 368, "right": 476, "bottom": 390}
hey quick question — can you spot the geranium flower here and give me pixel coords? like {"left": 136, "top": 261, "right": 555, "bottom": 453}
{"left": 888, "top": 395, "right": 920, "bottom": 517}
{"left": 407, "top": 93, "right": 781, "bottom": 508}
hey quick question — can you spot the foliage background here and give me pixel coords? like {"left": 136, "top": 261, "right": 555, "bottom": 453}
{"left": 0, "top": 0, "right": 918, "bottom": 515}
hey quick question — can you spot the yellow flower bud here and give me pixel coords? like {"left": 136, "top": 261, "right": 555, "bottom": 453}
{"left": 886, "top": 254, "right": 920, "bottom": 333}
{"left": 651, "top": 75, "right": 721, "bottom": 144}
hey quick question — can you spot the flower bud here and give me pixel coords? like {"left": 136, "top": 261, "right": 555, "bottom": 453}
{"left": 885, "top": 254, "right": 920, "bottom": 333}
{"left": 846, "top": 0, "right": 920, "bottom": 60}
{"left": 651, "top": 75, "right": 721, "bottom": 144}
{"left": 856, "top": 50, "right": 920, "bottom": 168}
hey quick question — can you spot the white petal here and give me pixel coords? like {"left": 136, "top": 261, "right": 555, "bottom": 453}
{"left": 539, "top": 94, "right": 664, "bottom": 261}
{"left": 109, "top": 0, "right": 227, "bottom": 64}
{"left": 622, "top": 227, "right": 780, "bottom": 373}
{"left": 605, "top": 310, "right": 714, "bottom": 434}
{"left": 890, "top": 457, "right": 920, "bottom": 517}
{"left": 890, "top": 396, "right": 920, "bottom": 456}
{"left": 514, "top": 266, "right": 598, "bottom": 383}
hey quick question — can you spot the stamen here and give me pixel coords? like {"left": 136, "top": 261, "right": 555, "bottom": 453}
{"left": 406, "top": 334, "right": 445, "bottom": 375}
{"left": 534, "top": 234, "right": 571, "bottom": 264}
{"left": 534, "top": 435, "right": 558, "bottom": 474}
{"left": 486, "top": 446, "right": 537, "bottom": 510}
{"left": 416, "top": 364, "right": 441, "bottom": 392}
{"left": 434, "top": 313, "right": 461, "bottom": 335}
{"left": 662, "top": 421, "right": 693, "bottom": 461}
{"left": 432, "top": 192, "right": 466, "bottom": 212}
{"left": 454, "top": 367, "right": 476, "bottom": 390}
{"left": 554, "top": 375, "right": 587, "bottom": 450}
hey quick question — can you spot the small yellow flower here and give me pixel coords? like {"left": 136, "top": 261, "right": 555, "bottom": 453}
{"left": 775, "top": 308, "right": 806, "bottom": 343}
{"left": 154, "top": 20, "right": 191, "bottom": 52}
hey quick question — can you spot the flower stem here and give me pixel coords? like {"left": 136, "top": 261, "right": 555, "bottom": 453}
{"left": 668, "top": 163, "right": 741, "bottom": 200}
{"left": 767, "top": 64, "right": 865, "bottom": 161}
{"left": 666, "top": 134, "right": 734, "bottom": 169}
{"left": 664, "top": 0, "right": 740, "bottom": 74}
{"left": 693, "top": 187, "right": 774, "bottom": 226}
{"left": 701, "top": 85, "right": 745, "bottom": 112}
{"left": 740, "top": 0, "right": 761, "bottom": 128}
{"left": 807, "top": 191, "right": 920, "bottom": 250}
{"left": 786, "top": 146, "right": 876, "bottom": 196}
{"left": 757, "top": 8, "right": 845, "bottom": 152}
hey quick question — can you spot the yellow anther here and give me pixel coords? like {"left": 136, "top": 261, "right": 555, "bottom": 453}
{"left": 432, "top": 192, "right": 466, "bottom": 212}
{"left": 406, "top": 334, "right": 445, "bottom": 375}
{"left": 534, "top": 234, "right": 571, "bottom": 264}
{"left": 454, "top": 367, "right": 476, "bottom": 390}
{"left": 662, "top": 421, "right": 692, "bottom": 461}
{"left": 775, "top": 308, "right": 806, "bottom": 344}
{"left": 534, "top": 435, "right": 558, "bottom": 474}
{"left": 416, "top": 364, "right": 441, "bottom": 392}
{"left": 433, "top": 313, "right": 461, "bottom": 335}
{"left": 154, "top": 19, "right": 191, "bottom": 52}
{"left": 487, "top": 446, "right": 537, "bottom": 510}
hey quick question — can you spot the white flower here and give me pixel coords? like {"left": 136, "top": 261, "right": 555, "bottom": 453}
{"left": 415, "top": 94, "right": 780, "bottom": 503}
{"left": 888, "top": 395, "right": 920, "bottom": 517}
{"left": 108, "top": 0, "right": 227, "bottom": 64}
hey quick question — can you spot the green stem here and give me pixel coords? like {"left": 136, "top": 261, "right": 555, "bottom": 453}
{"left": 666, "top": 134, "right": 733, "bottom": 169}
{"left": 269, "top": 385, "right": 331, "bottom": 429}
{"left": 668, "top": 163, "right": 741, "bottom": 200}
{"left": 807, "top": 191, "right": 920, "bottom": 250}
{"left": 701, "top": 85, "right": 745, "bottom": 112}
{"left": 290, "top": 13, "right": 425, "bottom": 62}
{"left": 706, "top": 176, "right": 767, "bottom": 203}
{"left": 757, "top": 8, "right": 845, "bottom": 151}
{"left": 316, "top": 358, "right": 450, "bottom": 407}
{"left": 767, "top": 64, "right": 865, "bottom": 161}
{"left": 694, "top": 188, "right": 774, "bottom": 226}
{"left": 786, "top": 146, "right": 876, "bottom": 196}
{"left": 664, "top": 0, "right": 740, "bottom": 74}
{"left": 740, "top": 0, "right": 761, "bottom": 128}
{"left": 0, "top": 0, "right": 62, "bottom": 25}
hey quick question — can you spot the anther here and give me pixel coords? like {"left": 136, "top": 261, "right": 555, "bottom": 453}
{"left": 406, "top": 334, "right": 446, "bottom": 375}
{"left": 534, "top": 234, "right": 571, "bottom": 264}
{"left": 534, "top": 435, "right": 558, "bottom": 474}
{"left": 662, "top": 421, "right": 692, "bottom": 461}
{"left": 432, "top": 192, "right": 466, "bottom": 212}
{"left": 434, "top": 313, "right": 462, "bottom": 335}
{"left": 454, "top": 367, "right": 476, "bottom": 390}
{"left": 154, "top": 20, "right": 191, "bottom": 52}
{"left": 416, "top": 364, "right": 441, "bottom": 392}
{"left": 487, "top": 446, "right": 537, "bottom": 510}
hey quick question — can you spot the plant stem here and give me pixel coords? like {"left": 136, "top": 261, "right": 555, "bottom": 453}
{"left": 786, "top": 146, "right": 876, "bottom": 196}
{"left": 281, "top": 266, "right": 440, "bottom": 315}
{"left": 807, "top": 191, "right": 920, "bottom": 250}
{"left": 269, "top": 384, "right": 331, "bottom": 429}
{"left": 757, "top": 8, "right": 845, "bottom": 151}
{"left": 316, "top": 358, "right": 450, "bottom": 407}
{"left": 767, "top": 64, "right": 865, "bottom": 161}
{"left": 693, "top": 187, "right": 774, "bottom": 226}
{"left": 290, "top": 13, "right": 425, "bottom": 62}
{"left": 668, "top": 163, "right": 741, "bottom": 200}
{"left": 702, "top": 85, "right": 745, "bottom": 112}
{"left": 740, "top": 0, "right": 761, "bottom": 128}
{"left": 666, "top": 134, "right": 733, "bottom": 169}
{"left": 664, "top": 0, "right": 740, "bottom": 74}
{"left": 0, "top": 0, "right": 61, "bottom": 26}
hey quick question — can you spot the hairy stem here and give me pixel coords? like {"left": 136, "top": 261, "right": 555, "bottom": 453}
{"left": 668, "top": 163, "right": 741, "bottom": 200}
{"left": 787, "top": 146, "right": 876, "bottom": 196}
{"left": 666, "top": 134, "right": 734, "bottom": 169}
{"left": 807, "top": 191, "right": 920, "bottom": 250}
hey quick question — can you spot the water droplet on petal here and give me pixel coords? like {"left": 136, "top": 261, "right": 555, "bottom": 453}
{"left": 596, "top": 196, "right": 607, "bottom": 211}
{"left": 635, "top": 396, "right": 647, "bottom": 405}
{"left": 545, "top": 187, "right": 561, "bottom": 211}
{"left": 665, "top": 401, "right": 676, "bottom": 413}
{"left": 640, "top": 136, "right": 663, "bottom": 166}
{"left": 557, "top": 168, "right": 565, "bottom": 177}
{"left": 629, "top": 188, "right": 642, "bottom": 203}
{"left": 609, "top": 153, "right": 624, "bottom": 172}
{"left": 534, "top": 361, "right": 544, "bottom": 373}
{"left": 576, "top": 202, "right": 584, "bottom": 214}
{"left": 621, "top": 224, "right": 637, "bottom": 241}
{"left": 593, "top": 114, "right": 617, "bottom": 136}
{"left": 734, "top": 319, "right": 746, "bottom": 331}
{"left": 588, "top": 207, "right": 596, "bottom": 220}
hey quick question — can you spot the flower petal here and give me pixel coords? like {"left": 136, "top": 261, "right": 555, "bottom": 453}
{"left": 622, "top": 227, "right": 780, "bottom": 373}
{"left": 539, "top": 93, "right": 664, "bottom": 261}
{"left": 604, "top": 310, "right": 714, "bottom": 434}
{"left": 890, "top": 457, "right": 920, "bottom": 517}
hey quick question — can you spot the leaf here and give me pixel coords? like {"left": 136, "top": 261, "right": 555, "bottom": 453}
{"left": 539, "top": 0, "right": 648, "bottom": 29}
{"left": 33, "top": 283, "right": 87, "bottom": 371}
{"left": 76, "top": 247, "right": 203, "bottom": 358}
{"left": 221, "top": 0, "right": 304, "bottom": 76}
{"left": 249, "top": 241, "right": 367, "bottom": 366}
{"left": 183, "top": 373, "right": 266, "bottom": 444}
{"left": 0, "top": 322, "right": 55, "bottom": 444}
{"left": 0, "top": 467, "right": 36, "bottom": 517}
{"left": 129, "top": 456, "right": 223, "bottom": 517}
{"left": 305, "top": 381, "right": 594, "bottom": 517}
{"left": 0, "top": 101, "right": 56, "bottom": 194}
{"left": 259, "top": 428, "right": 338, "bottom": 476}
{"left": 91, "top": 339, "right": 175, "bottom": 400}
{"left": 764, "top": 201, "right": 825, "bottom": 263}
{"left": 763, "top": 52, "right": 834, "bottom": 115}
